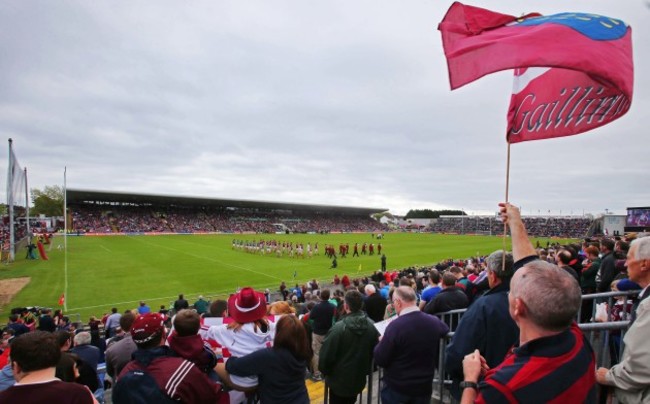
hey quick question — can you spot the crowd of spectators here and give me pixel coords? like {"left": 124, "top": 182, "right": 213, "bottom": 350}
{"left": 429, "top": 215, "right": 593, "bottom": 238}
{"left": 70, "top": 205, "right": 387, "bottom": 235}
{"left": 1, "top": 224, "right": 28, "bottom": 257}
{"left": 3, "top": 227, "right": 646, "bottom": 402}
{"left": 1, "top": 228, "right": 18, "bottom": 246}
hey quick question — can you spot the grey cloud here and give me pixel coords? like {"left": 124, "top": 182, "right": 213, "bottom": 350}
{"left": 1, "top": 0, "right": 648, "bottom": 216}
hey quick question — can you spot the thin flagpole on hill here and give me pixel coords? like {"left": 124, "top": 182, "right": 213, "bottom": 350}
{"left": 7, "top": 139, "right": 15, "bottom": 262}
{"left": 64, "top": 167, "right": 68, "bottom": 312}
{"left": 25, "top": 168, "right": 30, "bottom": 239}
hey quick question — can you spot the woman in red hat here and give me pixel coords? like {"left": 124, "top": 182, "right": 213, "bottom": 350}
{"left": 219, "top": 315, "right": 311, "bottom": 404}
{"left": 207, "top": 287, "right": 274, "bottom": 391}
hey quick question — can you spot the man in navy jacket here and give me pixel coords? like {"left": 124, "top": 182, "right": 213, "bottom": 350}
{"left": 444, "top": 250, "right": 519, "bottom": 400}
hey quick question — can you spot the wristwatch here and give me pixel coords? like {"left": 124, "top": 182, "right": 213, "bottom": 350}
{"left": 460, "top": 381, "right": 479, "bottom": 391}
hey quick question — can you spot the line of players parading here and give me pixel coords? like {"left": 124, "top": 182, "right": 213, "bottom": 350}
{"left": 231, "top": 239, "right": 384, "bottom": 259}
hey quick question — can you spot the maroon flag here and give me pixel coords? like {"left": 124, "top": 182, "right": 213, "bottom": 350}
{"left": 439, "top": 2, "right": 634, "bottom": 143}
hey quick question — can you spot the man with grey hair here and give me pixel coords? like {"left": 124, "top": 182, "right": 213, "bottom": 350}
{"left": 597, "top": 235, "right": 650, "bottom": 403}
{"left": 71, "top": 331, "right": 100, "bottom": 372}
{"left": 460, "top": 203, "right": 595, "bottom": 403}
{"left": 444, "top": 250, "right": 519, "bottom": 400}
{"left": 363, "top": 284, "right": 387, "bottom": 323}
{"left": 374, "top": 286, "right": 449, "bottom": 403}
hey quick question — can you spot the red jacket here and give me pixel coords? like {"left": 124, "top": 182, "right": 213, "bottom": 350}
{"left": 119, "top": 346, "right": 221, "bottom": 403}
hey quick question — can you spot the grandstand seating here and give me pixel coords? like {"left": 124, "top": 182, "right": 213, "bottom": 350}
{"left": 69, "top": 205, "right": 388, "bottom": 234}
{"left": 429, "top": 215, "right": 593, "bottom": 238}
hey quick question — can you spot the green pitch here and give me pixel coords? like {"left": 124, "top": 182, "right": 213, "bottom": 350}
{"left": 0, "top": 233, "right": 573, "bottom": 320}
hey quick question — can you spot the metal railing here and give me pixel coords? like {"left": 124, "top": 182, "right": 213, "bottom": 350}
{"left": 578, "top": 290, "right": 639, "bottom": 371}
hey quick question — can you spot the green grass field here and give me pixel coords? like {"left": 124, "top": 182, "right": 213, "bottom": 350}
{"left": 0, "top": 233, "right": 573, "bottom": 320}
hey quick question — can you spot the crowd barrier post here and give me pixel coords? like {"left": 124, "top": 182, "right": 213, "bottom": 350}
{"left": 578, "top": 290, "right": 639, "bottom": 367}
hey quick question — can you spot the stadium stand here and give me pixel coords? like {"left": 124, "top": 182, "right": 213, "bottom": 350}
{"left": 429, "top": 215, "right": 593, "bottom": 238}
{"left": 66, "top": 189, "right": 388, "bottom": 234}
{"left": 70, "top": 205, "right": 388, "bottom": 234}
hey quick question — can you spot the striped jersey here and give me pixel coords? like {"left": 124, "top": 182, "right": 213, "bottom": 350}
{"left": 476, "top": 323, "right": 596, "bottom": 403}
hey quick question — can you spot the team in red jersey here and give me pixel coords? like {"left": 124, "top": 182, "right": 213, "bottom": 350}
{"left": 231, "top": 238, "right": 383, "bottom": 265}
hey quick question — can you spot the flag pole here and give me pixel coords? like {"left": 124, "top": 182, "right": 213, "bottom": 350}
{"left": 25, "top": 168, "right": 30, "bottom": 241}
{"left": 502, "top": 141, "right": 511, "bottom": 272}
{"left": 63, "top": 167, "right": 68, "bottom": 312}
{"left": 7, "top": 139, "right": 15, "bottom": 262}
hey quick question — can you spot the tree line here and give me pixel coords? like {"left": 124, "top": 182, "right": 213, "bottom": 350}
{"left": 31, "top": 185, "right": 64, "bottom": 217}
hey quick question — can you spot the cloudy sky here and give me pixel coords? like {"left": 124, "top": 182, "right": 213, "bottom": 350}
{"left": 1, "top": 0, "right": 648, "bottom": 216}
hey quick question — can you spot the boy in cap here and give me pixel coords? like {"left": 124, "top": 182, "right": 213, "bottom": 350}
{"left": 167, "top": 309, "right": 217, "bottom": 374}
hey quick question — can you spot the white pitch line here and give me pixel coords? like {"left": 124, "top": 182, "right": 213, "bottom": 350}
{"left": 67, "top": 281, "right": 279, "bottom": 312}
{"left": 127, "top": 236, "right": 284, "bottom": 282}
{"left": 99, "top": 245, "right": 111, "bottom": 253}
{"left": 67, "top": 236, "right": 328, "bottom": 312}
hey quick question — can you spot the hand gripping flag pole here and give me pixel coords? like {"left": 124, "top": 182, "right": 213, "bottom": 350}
{"left": 438, "top": 2, "right": 634, "bottom": 270}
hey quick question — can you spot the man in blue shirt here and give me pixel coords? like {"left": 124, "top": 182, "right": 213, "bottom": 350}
{"left": 419, "top": 270, "right": 442, "bottom": 310}
{"left": 104, "top": 308, "right": 122, "bottom": 338}
{"left": 137, "top": 301, "right": 151, "bottom": 315}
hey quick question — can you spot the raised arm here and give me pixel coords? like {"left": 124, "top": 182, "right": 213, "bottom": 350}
{"left": 498, "top": 203, "right": 536, "bottom": 262}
